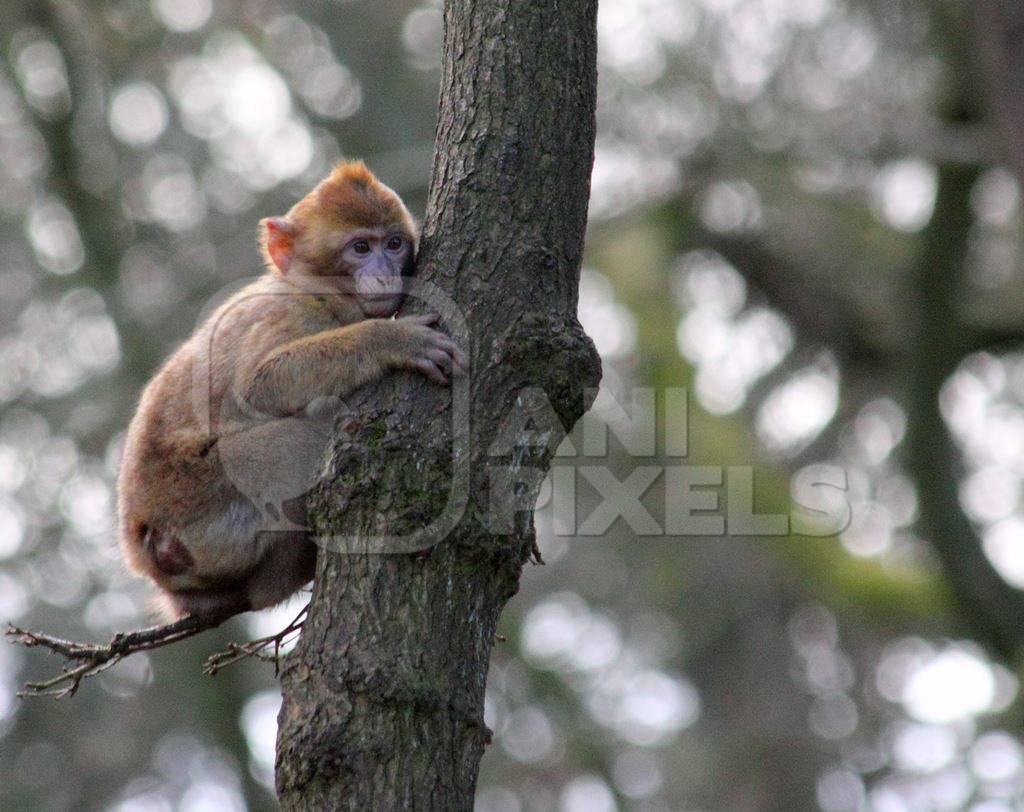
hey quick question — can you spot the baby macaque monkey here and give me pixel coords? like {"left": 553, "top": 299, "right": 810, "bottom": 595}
{"left": 117, "top": 161, "right": 466, "bottom": 621}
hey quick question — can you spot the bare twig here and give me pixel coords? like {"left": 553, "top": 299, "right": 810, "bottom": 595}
{"left": 204, "top": 604, "right": 309, "bottom": 678}
{"left": 6, "top": 603, "right": 309, "bottom": 698}
{"left": 6, "top": 614, "right": 226, "bottom": 698}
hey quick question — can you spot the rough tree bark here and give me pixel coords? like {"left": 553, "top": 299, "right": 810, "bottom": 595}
{"left": 275, "top": 2, "right": 601, "bottom": 809}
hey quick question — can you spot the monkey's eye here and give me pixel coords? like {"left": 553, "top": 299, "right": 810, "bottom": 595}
{"left": 352, "top": 240, "right": 371, "bottom": 255}
{"left": 386, "top": 236, "right": 404, "bottom": 252}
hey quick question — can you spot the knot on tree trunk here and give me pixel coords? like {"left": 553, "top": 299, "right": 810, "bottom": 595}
{"left": 489, "top": 310, "right": 602, "bottom": 429}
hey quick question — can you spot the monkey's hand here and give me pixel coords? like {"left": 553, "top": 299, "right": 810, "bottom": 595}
{"left": 389, "top": 315, "right": 468, "bottom": 385}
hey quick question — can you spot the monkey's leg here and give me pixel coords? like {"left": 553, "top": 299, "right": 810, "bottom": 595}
{"left": 158, "top": 584, "right": 252, "bottom": 622}
{"left": 162, "top": 533, "right": 313, "bottom": 620}
{"left": 140, "top": 503, "right": 270, "bottom": 621}
{"left": 245, "top": 531, "right": 317, "bottom": 611}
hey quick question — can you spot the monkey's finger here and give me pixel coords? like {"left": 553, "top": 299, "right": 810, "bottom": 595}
{"left": 435, "top": 339, "right": 468, "bottom": 375}
{"left": 429, "top": 334, "right": 457, "bottom": 352}
{"left": 430, "top": 334, "right": 467, "bottom": 360}
{"left": 412, "top": 358, "right": 449, "bottom": 385}
{"left": 447, "top": 349, "right": 468, "bottom": 376}
{"left": 408, "top": 314, "right": 440, "bottom": 326}
{"left": 426, "top": 348, "right": 454, "bottom": 373}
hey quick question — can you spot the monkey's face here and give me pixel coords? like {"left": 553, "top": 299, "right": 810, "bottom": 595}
{"left": 337, "top": 228, "right": 415, "bottom": 318}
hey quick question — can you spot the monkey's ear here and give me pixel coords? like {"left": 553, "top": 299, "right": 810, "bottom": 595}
{"left": 260, "top": 217, "right": 295, "bottom": 274}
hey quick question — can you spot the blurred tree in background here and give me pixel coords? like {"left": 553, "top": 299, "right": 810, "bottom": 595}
{"left": 2, "top": 1, "right": 1024, "bottom": 810}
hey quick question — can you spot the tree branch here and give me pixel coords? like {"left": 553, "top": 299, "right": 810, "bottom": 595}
{"left": 972, "top": 2, "right": 1024, "bottom": 185}
{"left": 8, "top": 603, "right": 309, "bottom": 698}
{"left": 7, "top": 614, "right": 224, "bottom": 698}
{"left": 696, "top": 227, "right": 889, "bottom": 372}
{"left": 903, "top": 162, "right": 1024, "bottom": 659}
{"left": 203, "top": 604, "right": 309, "bottom": 678}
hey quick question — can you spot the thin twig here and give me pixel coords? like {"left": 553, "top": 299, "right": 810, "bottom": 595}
{"left": 6, "top": 614, "right": 226, "bottom": 699}
{"left": 8, "top": 601, "right": 311, "bottom": 698}
{"left": 530, "top": 539, "right": 545, "bottom": 565}
{"left": 203, "top": 604, "right": 309, "bottom": 678}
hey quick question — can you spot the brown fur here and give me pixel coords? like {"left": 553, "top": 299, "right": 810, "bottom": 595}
{"left": 118, "top": 162, "right": 462, "bottom": 621}
{"left": 259, "top": 160, "right": 416, "bottom": 275}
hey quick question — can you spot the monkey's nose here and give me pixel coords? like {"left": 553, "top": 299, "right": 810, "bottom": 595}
{"left": 375, "top": 275, "right": 402, "bottom": 294}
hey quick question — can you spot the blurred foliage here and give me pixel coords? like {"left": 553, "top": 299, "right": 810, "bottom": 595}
{"left": 2, "top": 1, "right": 1024, "bottom": 811}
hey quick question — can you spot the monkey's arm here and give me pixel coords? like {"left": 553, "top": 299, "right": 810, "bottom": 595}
{"left": 242, "top": 316, "right": 465, "bottom": 416}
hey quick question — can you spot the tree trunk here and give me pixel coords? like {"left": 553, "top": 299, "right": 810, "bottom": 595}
{"left": 973, "top": 2, "right": 1024, "bottom": 185}
{"left": 275, "top": 2, "right": 601, "bottom": 809}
